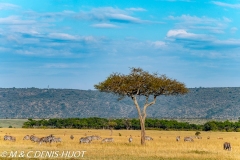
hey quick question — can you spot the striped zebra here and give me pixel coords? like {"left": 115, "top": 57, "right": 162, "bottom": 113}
{"left": 39, "top": 137, "right": 49, "bottom": 145}
{"left": 39, "top": 134, "right": 55, "bottom": 144}
{"left": 102, "top": 138, "right": 114, "bottom": 143}
{"left": 184, "top": 137, "right": 194, "bottom": 142}
{"left": 70, "top": 135, "right": 74, "bottom": 140}
{"left": 30, "top": 135, "right": 40, "bottom": 143}
{"left": 223, "top": 142, "right": 231, "bottom": 151}
{"left": 129, "top": 135, "right": 133, "bottom": 143}
{"left": 145, "top": 136, "right": 153, "bottom": 141}
{"left": 90, "top": 135, "right": 102, "bottom": 140}
{"left": 176, "top": 136, "right": 180, "bottom": 142}
{"left": 23, "top": 135, "right": 30, "bottom": 140}
{"left": 4, "top": 135, "right": 16, "bottom": 142}
{"left": 52, "top": 137, "right": 62, "bottom": 143}
{"left": 79, "top": 137, "right": 91, "bottom": 144}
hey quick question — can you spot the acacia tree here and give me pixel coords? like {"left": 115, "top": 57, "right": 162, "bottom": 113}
{"left": 94, "top": 67, "right": 188, "bottom": 145}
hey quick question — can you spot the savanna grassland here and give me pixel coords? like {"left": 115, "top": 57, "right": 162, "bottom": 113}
{"left": 0, "top": 129, "right": 240, "bottom": 160}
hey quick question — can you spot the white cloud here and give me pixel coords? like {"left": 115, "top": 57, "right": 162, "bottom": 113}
{"left": 167, "top": 29, "right": 196, "bottom": 38}
{"left": 125, "top": 8, "right": 147, "bottom": 12}
{"left": 91, "top": 23, "right": 118, "bottom": 28}
{"left": 48, "top": 33, "right": 77, "bottom": 40}
{"left": 77, "top": 7, "right": 147, "bottom": 24}
{"left": 212, "top": 1, "right": 240, "bottom": 9}
{"left": 151, "top": 41, "right": 166, "bottom": 48}
{"left": 230, "top": 27, "right": 238, "bottom": 33}
{"left": 0, "top": 3, "right": 19, "bottom": 10}
{"left": 168, "top": 15, "right": 229, "bottom": 33}
{"left": 0, "top": 16, "right": 35, "bottom": 25}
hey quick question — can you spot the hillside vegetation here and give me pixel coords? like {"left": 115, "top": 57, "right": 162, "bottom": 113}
{"left": 0, "top": 87, "right": 240, "bottom": 119}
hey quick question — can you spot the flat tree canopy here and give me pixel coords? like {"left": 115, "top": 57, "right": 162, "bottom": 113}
{"left": 94, "top": 67, "right": 188, "bottom": 145}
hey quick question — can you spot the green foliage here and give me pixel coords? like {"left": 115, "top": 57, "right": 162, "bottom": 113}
{"left": 22, "top": 117, "right": 203, "bottom": 130}
{"left": 8, "top": 125, "right": 12, "bottom": 128}
{"left": 21, "top": 118, "right": 240, "bottom": 132}
{"left": 94, "top": 67, "right": 188, "bottom": 98}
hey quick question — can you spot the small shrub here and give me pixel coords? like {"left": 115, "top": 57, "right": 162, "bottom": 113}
{"left": 195, "top": 131, "right": 201, "bottom": 136}
{"left": 9, "top": 125, "right": 13, "bottom": 128}
{"left": 119, "top": 133, "right": 122, "bottom": 136}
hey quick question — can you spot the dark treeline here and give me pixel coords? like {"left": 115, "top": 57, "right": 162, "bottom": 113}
{"left": 22, "top": 117, "right": 240, "bottom": 132}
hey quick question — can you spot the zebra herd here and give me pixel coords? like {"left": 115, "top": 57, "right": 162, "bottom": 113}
{"left": 22, "top": 134, "right": 62, "bottom": 144}
{"left": 176, "top": 136, "right": 204, "bottom": 142}
{"left": 176, "top": 136, "right": 232, "bottom": 151}
{"left": 2, "top": 134, "right": 232, "bottom": 151}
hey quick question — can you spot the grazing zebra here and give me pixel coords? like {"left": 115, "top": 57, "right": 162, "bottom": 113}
{"left": 39, "top": 137, "right": 49, "bottom": 145}
{"left": 39, "top": 134, "right": 55, "bottom": 144}
{"left": 52, "top": 137, "right": 62, "bottom": 143}
{"left": 145, "top": 136, "right": 153, "bottom": 141}
{"left": 129, "top": 135, "right": 133, "bottom": 143}
{"left": 176, "top": 136, "right": 180, "bottom": 141}
{"left": 102, "top": 138, "right": 114, "bottom": 143}
{"left": 90, "top": 135, "right": 102, "bottom": 140}
{"left": 79, "top": 137, "right": 91, "bottom": 144}
{"left": 70, "top": 135, "right": 74, "bottom": 140}
{"left": 30, "top": 135, "right": 40, "bottom": 143}
{"left": 4, "top": 135, "right": 16, "bottom": 142}
{"left": 184, "top": 137, "right": 194, "bottom": 142}
{"left": 223, "top": 142, "right": 231, "bottom": 151}
{"left": 23, "top": 135, "right": 30, "bottom": 140}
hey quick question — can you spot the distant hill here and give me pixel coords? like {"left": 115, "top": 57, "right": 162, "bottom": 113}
{"left": 0, "top": 87, "right": 240, "bottom": 119}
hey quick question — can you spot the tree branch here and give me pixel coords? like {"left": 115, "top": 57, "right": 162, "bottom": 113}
{"left": 142, "top": 96, "right": 157, "bottom": 119}
{"left": 131, "top": 96, "right": 142, "bottom": 119}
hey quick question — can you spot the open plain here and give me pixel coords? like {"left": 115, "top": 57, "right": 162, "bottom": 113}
{"left": 0, "top": 129, "right": 240, "bottom": 160}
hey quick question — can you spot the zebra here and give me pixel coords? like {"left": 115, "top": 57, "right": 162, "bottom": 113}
{"left": 4, "top": 135, "right": 16, "bottom": 142}
{"left": 70, "top": 135, "right": 74, "bottom": 140}
{"left": 39, "top": 137, "right": 49, "bottom": 145}
{"left": 102, "top": 138, "right": 114, "bottom": 143}
{"left": 90, "top": 135, "right": 102, "bottom": 140}
{"left": 30, "top": 136, "right": 39, "bottom": 142}
{"left": 129, "top": 135, "right": 133, "bottom": 143}
{"left": 79, "top": 137, "right": 91, "bottom": 144}
{"left": 23, "top": 135, "right": 30, "bottom": 140}
{"left": 223, "top": 142, "right": 231, "bottom": 151}
{"left": 4, "top": 135, "right": 10, "bottom": 141}
{"left": 176, "top": 136, "right": 180, "bottom": 141}
{"left": 30, "top": 135, "right": 40, "bottom": 143}
{"left": 184, "top": 137, "right": 194, "bottom": 142}
{"left": 145, "top": 136, "right": 153, "bottom": 141}
{"left": 38, "top": 134, "right": 55, "bottom": 145}
{"left": 52, "top": 137, "right": 62, "bottom": 143}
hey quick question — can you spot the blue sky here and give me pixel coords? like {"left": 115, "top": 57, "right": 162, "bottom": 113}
{"left": 1, "top": 0, "right": 240, "bottom": 89}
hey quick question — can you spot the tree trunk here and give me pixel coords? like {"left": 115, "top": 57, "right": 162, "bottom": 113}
{"left": 110, "top": 127, "right": 113, "bottom": 136}
{"left": 140, "top": 117, "right": 146, "bottom": 145}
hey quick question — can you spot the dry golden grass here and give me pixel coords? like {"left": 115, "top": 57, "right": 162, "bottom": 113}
{"left": 0, "top": 129, "right": 240, "bottom": 160}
